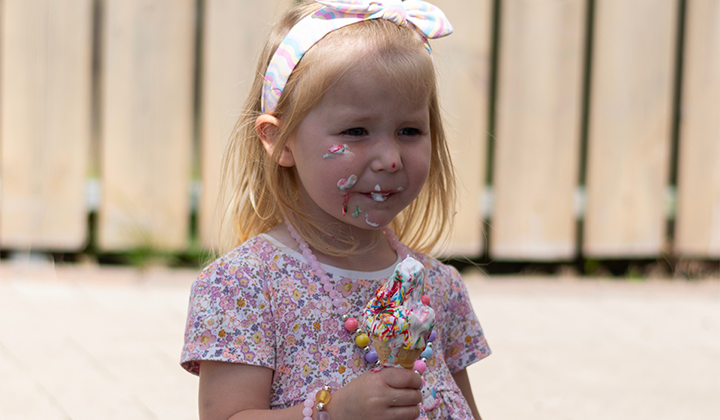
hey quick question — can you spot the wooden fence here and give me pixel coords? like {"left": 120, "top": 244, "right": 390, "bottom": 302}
{"left": 1, "top": 0, "right": 718, "bottom": 261}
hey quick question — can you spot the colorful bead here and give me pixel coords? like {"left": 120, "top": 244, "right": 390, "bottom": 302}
{"left": 413, "top": 359, "right": 427, "bottom": 374}
{"left": 303, "top": 389, "right": 318, "bottom": 420}
{"left": 421, "top": 346, "right": 433, "bottom": 359}
{"left": 355, "top": 333, "right": 370, "bottom": 347}
{"left": 344, "top": 318, "right": 359, "bottom": 332}
{"left": 317, "top": 412, "right": 331, "bottom": 420}
{"left": 365, "top": 350, "right": 379, "bottom": 364}
{"left": 429, "top": 331, "right": 437, "bottom": 343}
{"left": 421, "top": 294, "right": 431, "bottom": 305}
{"left": 316, "top": 389, "right": 331, "bottom": 405}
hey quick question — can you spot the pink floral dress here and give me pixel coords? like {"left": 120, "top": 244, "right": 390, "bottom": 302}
{"left": 181, "top": 235, "right": 491, "bottom": 419}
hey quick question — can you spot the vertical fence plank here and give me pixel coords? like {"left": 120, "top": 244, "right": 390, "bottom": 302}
{"left": 0, "top": 0, "right": 93, "bottom": 250}
{"left": 99, "top": 0, "right": 195, "bottom": 251}
{"left": 675, "top": 0, "right": 720, "bottom": 257}
{"left": 199, "top": 0, "right": 293, "bottom": 251}
{"left": 432, "top": 0, "right": 492, "bottom": 257}
{"left": 490, "top": 0, "right": 585, "bottom": 260}
{"left": 584, "top": 0, "right": 677, "bottom": 258}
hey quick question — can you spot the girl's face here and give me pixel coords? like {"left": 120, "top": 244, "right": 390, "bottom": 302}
{"left": 285, "top": 65, "right": 432, "bottom": 232}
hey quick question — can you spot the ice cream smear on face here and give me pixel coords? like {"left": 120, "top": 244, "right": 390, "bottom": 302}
{"left": 370, "top": 192, "right": 388, "bottom": 202}
{"left": 323, "top": 144, "right": 354, "bottom": 159}
{"left": 363, "top": 256, "right": 435, "bottom": 368}
{"left": 351, "top": 205, "right": 379, "bottom": 227}
{"left": 369, "top": 185, "right": 394, "bottom": 202}
{"left": 337, "top": 175, "right": 357, "bottom": 191}
{"left": 371, "top": 184, "right": 385, "bottom": 202}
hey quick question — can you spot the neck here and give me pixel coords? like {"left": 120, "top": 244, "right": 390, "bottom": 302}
{"left": 317, "top": 229, "right": 398, "bottom": 272}
{"left": 272, "top": 221, "right": 401, "bottom": 272}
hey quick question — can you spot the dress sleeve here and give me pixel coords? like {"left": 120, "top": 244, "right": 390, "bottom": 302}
{"left": 180, "top": 250, "right": 276, "bottom": 375}
{"left": 441, "top": 266, "right": 491, "bottom": 373}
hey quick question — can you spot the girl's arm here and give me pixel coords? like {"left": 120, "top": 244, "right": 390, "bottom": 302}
{"left": 452, "top": 369, "right": 483, "bottom": 420}
{"left": 199, "top": 360, "right": 424, "bottom": 420}
{"left": 199, "top": 361, "right": 304, "bottom": 420}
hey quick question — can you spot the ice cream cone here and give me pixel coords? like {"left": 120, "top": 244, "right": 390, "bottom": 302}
{"left": 396, "top": 347, "right": 424, "bottom": 369}
{"left": 364, "top": 257, "right": 435, "bottom": 370}
{"left": 373, "top": 336, "right": 392, "bottom": 364}
{"left": 373, "top": 336, "right": 424, "bottom": 369}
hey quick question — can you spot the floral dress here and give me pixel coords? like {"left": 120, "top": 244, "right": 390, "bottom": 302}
{"left": 181, "top": 234, "right": 491, "bottom": 419}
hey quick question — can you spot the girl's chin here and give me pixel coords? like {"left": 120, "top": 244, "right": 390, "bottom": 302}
{"left": 343, "top": 212, "right": 395, "bottom": 229}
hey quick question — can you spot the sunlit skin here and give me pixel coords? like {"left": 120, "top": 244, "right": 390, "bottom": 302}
{"left": 258, "top": 62, "right": 432, "bottom": 270}
{"left": 288, "top": 65, "right": 431, "bottom": 234}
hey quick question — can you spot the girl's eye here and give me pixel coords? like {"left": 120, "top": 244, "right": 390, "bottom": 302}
{"left": 342, "top": 127, "right": 367, "bottom": 136}
{"left": 398, "top": 127, "right": 421, "bottom": 136}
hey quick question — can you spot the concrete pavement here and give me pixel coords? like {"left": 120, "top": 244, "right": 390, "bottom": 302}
{"left": 1, "top": 262, "right": 718, "bottom": 420}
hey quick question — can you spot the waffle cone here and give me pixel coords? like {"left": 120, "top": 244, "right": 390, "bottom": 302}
{"left": 372, "top": 336, "right": 423, "bottom": 369}
{"left": 396, "top": 347, "right": 423, "bottom": 369}
{"left": 372, "top": 336, "right": 392, "bottom": 365}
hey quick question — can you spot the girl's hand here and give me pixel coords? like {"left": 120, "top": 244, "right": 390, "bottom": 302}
{"left": 329, "top": 367, "right": 423, "bottom": 420}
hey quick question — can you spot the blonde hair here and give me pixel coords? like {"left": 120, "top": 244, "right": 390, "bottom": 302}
{"left": 218, "top": 1, "right": 456, "bottom": 256}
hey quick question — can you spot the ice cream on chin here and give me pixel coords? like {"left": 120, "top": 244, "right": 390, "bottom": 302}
{"left": 363, "top": 256, "right": 435, "bottom": 368}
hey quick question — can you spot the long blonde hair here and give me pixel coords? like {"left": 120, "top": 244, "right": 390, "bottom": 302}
{"left": 218, "top": 1, "right": 456, "bottom": 256}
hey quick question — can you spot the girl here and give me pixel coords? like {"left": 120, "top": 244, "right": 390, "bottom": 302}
{"left": 181, "top": 1, "right": 491, "bottom": 419}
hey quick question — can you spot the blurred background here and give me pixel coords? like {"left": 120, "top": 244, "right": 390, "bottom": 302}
{"left": 0, "top": 0, "right": 718, "bottom": 419}
{"left": 0, "top": 0, "right": 718, "bottom": 276}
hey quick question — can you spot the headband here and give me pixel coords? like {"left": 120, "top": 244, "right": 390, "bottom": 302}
{"left": 261, "top": 0, "right": 453, "bottom": 113}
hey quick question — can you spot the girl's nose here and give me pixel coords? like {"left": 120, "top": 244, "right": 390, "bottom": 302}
{"left": 370, "top": 138, "right": 403, "bottom": 172}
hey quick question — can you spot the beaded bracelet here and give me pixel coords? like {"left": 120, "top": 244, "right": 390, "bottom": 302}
{"left": 302, "top": 385, "right": 332, "bottom": 420}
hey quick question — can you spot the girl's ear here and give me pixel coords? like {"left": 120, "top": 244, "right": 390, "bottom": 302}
{"left": 256, "top": 114, "right": 295, "bottom": 167}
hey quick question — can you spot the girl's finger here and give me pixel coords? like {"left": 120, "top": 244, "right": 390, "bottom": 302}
{"left": 388, "top": 389, "right": 423, "bottom": 407}
{"left": 386, "top": 405, "right": 421, "bottom": 420}
{"left": 381, "top": 367, "right": 423, "bottom": 390}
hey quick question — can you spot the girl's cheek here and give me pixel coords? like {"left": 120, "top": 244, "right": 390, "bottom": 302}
{"left": 319, "top": 145, "right": 360, "bottom": 188}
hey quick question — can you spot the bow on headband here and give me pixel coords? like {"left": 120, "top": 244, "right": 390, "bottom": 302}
{"left": 261, "top": 0, "right": 453, "bottom": 113}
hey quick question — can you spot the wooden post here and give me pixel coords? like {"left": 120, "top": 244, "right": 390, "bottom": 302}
{"left": 432, "top": 0, "right": 493, "bottom": 257}
{"left": 199, "top": 0, "right": 293, "bottom": 251}
{"left": 99, "top": 0, "right": 196, "bottom": 251}
{"left": 491, "top": 0, "right": 586, "bottom": 261}
{"left": 675, "top": 0, "right": 720, "bottom": 257}
{"left": 0, "top": 0, "right": 93, "bottom": 251}
{"left": 584, "top": 0, "right": 677, "bottom": 258}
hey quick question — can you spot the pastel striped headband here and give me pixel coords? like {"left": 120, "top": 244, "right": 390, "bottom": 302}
{"left": 261, "top": 0, "right": 453, "bottom": 113}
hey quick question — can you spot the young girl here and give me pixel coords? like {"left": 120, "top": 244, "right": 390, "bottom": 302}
{"left": 181, "top": 1, "right": 491, "bottom": 419}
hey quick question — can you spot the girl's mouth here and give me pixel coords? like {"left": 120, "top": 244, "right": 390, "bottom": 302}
{"left": 370, "top": 192, "right": 390, "bottom": 202}
{"left": 360, "top": 191, "right": 395, "bottom": 202}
